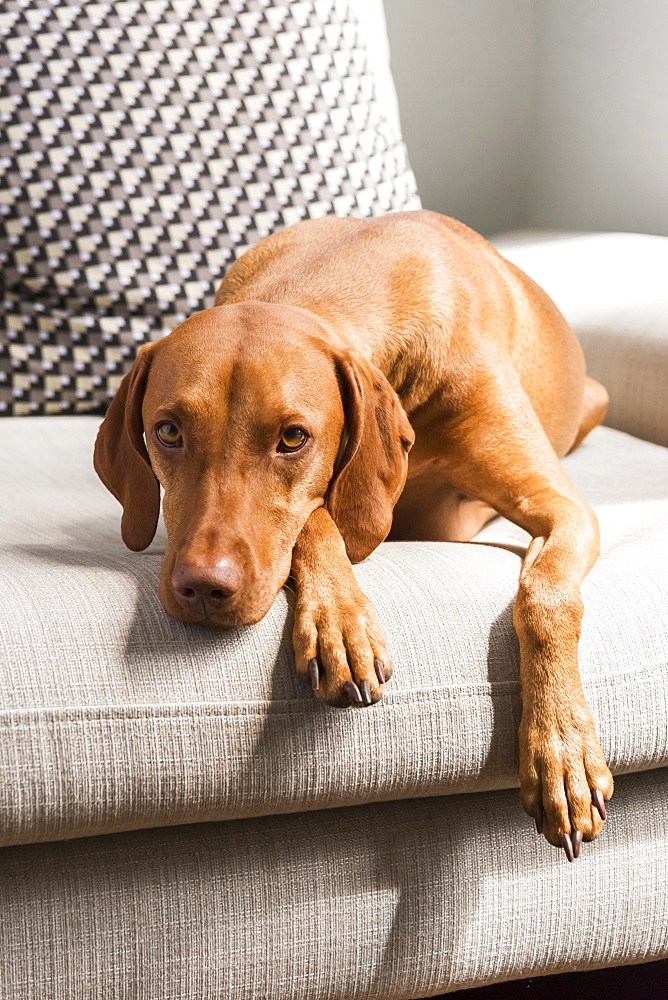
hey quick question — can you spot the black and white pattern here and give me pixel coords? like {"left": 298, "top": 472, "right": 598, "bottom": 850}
{"left": 0, "top": 0, "right": 420, "bottom": 416}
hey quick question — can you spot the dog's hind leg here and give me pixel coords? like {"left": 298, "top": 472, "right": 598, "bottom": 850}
{"left": 567, "top": 376, "right": 609, "bottom": 454}
{"left": 389, "top": 479, "right": 498, "bottom": 542}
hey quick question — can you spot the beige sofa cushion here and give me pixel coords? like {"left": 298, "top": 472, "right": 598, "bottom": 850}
{"left": 1, "top": 768, "right": 667, "bottom": 997}
{"left": 1, "top": 415, "right": 667, "bottom": 846}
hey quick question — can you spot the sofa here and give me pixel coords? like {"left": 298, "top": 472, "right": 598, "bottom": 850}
{"left": 1, "top": 2, "right": 668, "bottom": 998}
{"left": 2, "top": 228, "right": 668, "bottom": 996}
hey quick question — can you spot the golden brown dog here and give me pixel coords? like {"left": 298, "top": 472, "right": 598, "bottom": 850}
{"left": 95, "top": 210, "right": 613, "bottom": 862}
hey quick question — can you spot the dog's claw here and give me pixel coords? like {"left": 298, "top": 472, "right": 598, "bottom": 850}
{"left": 592, "top": 788, "right": 607, "bottom": 820}
{"left": 572, "top": 830, "right": 583, "bottom": 859}
{"left": 374, "top": 658, "right": 386, "bottom": 684}
{"left": 308, "top": 658, "right": 320, "bottom": 691}
{"left": 561, "top": 833, "right": 575, "bottom": 863}
{"left": 359, "top": 680, "right": 372, "bottom": 706}
{"left": 532, "top": 803, "right": 544, "bottom": 835}
{"left": 344, "top": 680, "right": 363, "bottom": 705}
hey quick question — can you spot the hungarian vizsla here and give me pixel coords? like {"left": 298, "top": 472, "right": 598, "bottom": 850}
{"left": 95, "top": 210, "right": 613, "bottom": 862}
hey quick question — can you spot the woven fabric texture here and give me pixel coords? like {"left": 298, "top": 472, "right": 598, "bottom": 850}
{"left": 0, "top": 0, "right": 419, "bottom": 416}
{"left": 1, "top": 415, "right": 667, "bottom": 846}
{"left": 495, "top": 231, "right": 668, "bottom": 448}
{"left": 1, "top": 768, "right": 667, "bottom": 998}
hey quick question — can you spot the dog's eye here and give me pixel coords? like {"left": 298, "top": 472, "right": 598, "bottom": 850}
{"left": 156, "top": 422, "right": 182, "bottom": 448}
{"left": 277, "top": 426, "right": 308, "bottom": 452}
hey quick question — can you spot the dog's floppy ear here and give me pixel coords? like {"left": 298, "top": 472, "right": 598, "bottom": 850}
{"left": 93, "top": 344, "right": 160, "bottom": 552}
{"left": 327, "top": 351, "right": 414, "bottom": 563}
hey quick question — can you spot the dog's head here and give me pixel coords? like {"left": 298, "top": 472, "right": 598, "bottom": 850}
{"left": 94, "top": 302, "right": 413, "bottom": 626}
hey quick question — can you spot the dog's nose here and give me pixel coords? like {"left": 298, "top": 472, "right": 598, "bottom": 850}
{"left": 171, "top": 559, "right": 244, "bottom": 617}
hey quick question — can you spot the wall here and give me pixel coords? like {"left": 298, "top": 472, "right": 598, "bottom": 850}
{"left": 529, "top": 0, "right": 668, "bottom": 237}
{"left": 384, "top": 0, "right": 668, "bottom": 237}
{"left": 383, "top": 0, "right": 535, "bottom": 235}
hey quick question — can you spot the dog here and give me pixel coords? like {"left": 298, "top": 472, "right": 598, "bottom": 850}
{"left": 95, "top": 210, "right": 614, "bottom": 862}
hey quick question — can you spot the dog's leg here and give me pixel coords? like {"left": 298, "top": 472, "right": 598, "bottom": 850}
{"left": 390, "top": 479, "right": 498, "bottom": 542}
{"left": 290, "top": 507, "right": 391, "bottom": 707}
{"left": 567, "top": 375, "right": 610, "bottom": 453}
{"left": 511, "top": 488, "right": 613, "bottom": 858}
{"left": 439, "top": 373, "right": 614, "bottom": 857}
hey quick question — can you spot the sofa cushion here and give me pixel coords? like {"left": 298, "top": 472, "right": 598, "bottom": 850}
{"left": 2, "top": 769, "right": 667, "bottom": 997}
{"left": 0, "top": 0, "right": 419, "bottom": 416}
{"left": 1, "top": 416, "right": 667, "bottom": 846}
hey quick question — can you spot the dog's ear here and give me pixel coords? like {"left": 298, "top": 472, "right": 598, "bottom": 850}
{"left": 93, "top": 344, "right": 160, "bottom": 552}
{"left": 327, "top": 351, "right": 414, "bottom": 563}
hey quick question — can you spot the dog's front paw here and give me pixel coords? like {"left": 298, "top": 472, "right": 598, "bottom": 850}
{"left": 292, "top": 577, "right": 392, "bottom": 708}
{"left": 519, "top": 694, "right": 613, "bottom": 861}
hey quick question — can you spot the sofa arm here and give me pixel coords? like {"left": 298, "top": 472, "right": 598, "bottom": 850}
{"left": 493, "top": 231, "right": 668, "bottom": 448}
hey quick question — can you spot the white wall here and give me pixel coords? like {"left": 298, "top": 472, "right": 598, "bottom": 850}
{"left": 384, "top": 0, "right": 668, "bottom": 237}
{"left": 383, "top": 0, "right": 535, "bottom": 235}
{"left": 530, "top": 0, "right": 668, "bottom": 237}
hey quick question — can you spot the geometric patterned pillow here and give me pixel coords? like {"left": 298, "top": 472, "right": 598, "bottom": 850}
{"left": 0, "top": 0, "right": 420, "bottom": 416}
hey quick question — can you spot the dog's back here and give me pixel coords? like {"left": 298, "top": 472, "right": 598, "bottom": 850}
{"left": 216, "top": 210, "right": 586, "bottom": 456}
